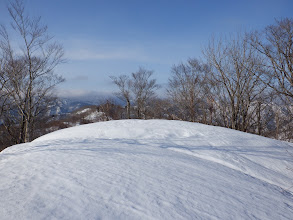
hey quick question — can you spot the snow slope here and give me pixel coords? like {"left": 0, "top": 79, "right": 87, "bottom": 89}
{"left": 1, "top": 120, "right": 293, "bottom": 219}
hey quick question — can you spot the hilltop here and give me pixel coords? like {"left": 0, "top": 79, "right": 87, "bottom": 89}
{"left": 0, "top": 120, "right": 293, "bottom": 219}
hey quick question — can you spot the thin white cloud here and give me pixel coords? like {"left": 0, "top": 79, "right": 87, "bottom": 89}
{"left": 64, "top": 39, "right": 150, "bottom": 62}
{"left": 56, "top": 89, "right": 113, "bottom": 99}
{"left": 66, "top": 49, "right": 146, "bottom": 61}
{"left": 56, "top": 89, "right": 92, "bottom": 98}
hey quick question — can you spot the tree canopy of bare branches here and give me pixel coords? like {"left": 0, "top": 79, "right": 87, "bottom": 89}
{"left": 111, "top": 67, "right": 160, "bottom": 119}
{"left": 0, "top": 0, "right": 64, "bottom": 144}
{"left": 249, "top": 18, "right": 293, "bottom": 100}
{"left": 110, "top": 75, "right": 132, "bottom": 119}
{"left": 204, "top": 34, "right": 267, "bottom": 131}
{"left": 131, "top": 67, "right": 160, "bottom": 119}
{"left": 167, "top": 59, "right": 211, "bottom": 122}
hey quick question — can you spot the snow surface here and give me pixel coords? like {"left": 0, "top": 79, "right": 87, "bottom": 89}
{"left": 1, "top": 119, "right": 293, "bottom": 219}
{"left": 85, "top": 111, "right": 105, "bottom": 121}
{"left": 75, "top": 108, "right": 91, "bottom": 115}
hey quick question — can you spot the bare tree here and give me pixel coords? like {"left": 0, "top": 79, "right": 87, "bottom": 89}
{"left": 249, "top": 18, "right": 293, "bottom": 99}
{"left": 146, "top": 97, "right": 172, "bottom": 119}
{"left": 0, "top": 58, "right": 10, "bottom": 118}
{"left": 0, "top": 0, "right": 64, "bottom": 144}
{"left": 110, "top": 75, "right": 132, "bottom": 119}
{"left": 204, "top": 34, "right": 267, "bottom": 131}
{"left": 111, "top": 67, "right": 160, "bottom": 119}
{"left": 131, "top": 67, "right": 160, "bottom": 119}
{"left": 249, "top": 18, "right": 293, "bottom": 140}
{"left": 167, "top": 59, "right": 210, "bottom": 122}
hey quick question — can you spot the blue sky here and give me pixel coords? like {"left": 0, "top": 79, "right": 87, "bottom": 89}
{"left": 0, "top": 0, "right": 292, "bottom": 99}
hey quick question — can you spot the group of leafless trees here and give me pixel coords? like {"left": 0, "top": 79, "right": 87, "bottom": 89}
{"left": 0, "top": 0, "right": 64, "bottom": 148}
{"left": 202, "top": 20, "right": 292, "bottom": 140}
{"left": 112, "top": 18, "right": 293, "bottom": 142}
{"left": 110, "top": 67, "right": 160, "bottom": 119}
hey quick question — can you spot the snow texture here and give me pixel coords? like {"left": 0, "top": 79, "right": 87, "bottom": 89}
{"left": 1, "top": 119, "right": 293, "bottom": 219}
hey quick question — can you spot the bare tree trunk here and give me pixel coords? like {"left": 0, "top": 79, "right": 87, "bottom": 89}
{"left": 275, "top": 109, "right": 280, "bottom": 140}
{"left": 257, "top": 101, "right": 262, "bottom": 135}
{"left": 126, "top": 99, "right": 131, "bottom": 119}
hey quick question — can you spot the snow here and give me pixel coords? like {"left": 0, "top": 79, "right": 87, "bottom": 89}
{"left": 1, "top": 119, "right": 293, "bottom": 219}
{"left": 74, "top": 107, "right": 107, "bottom": 121}
{"left": 75, "top": 108, "right": 91, "bottom": 115}
{"left": 85, "top": 111, "right": 105, "bottom": 121}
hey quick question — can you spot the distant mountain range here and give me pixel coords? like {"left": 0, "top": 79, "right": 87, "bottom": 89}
{"left": 48, "top": 96, "right": 122, "bottom": 116}
{"left": 48, "top": 99, "right": 98, "bottom": 116}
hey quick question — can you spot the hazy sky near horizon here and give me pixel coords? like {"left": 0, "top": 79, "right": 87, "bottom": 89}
{"left": 0, "top": 0, "right": 292, "bottom": 99}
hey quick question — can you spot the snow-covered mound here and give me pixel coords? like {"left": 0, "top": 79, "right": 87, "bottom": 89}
{"left": 1, "top": 120, "right": 293, "bottom": 219}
